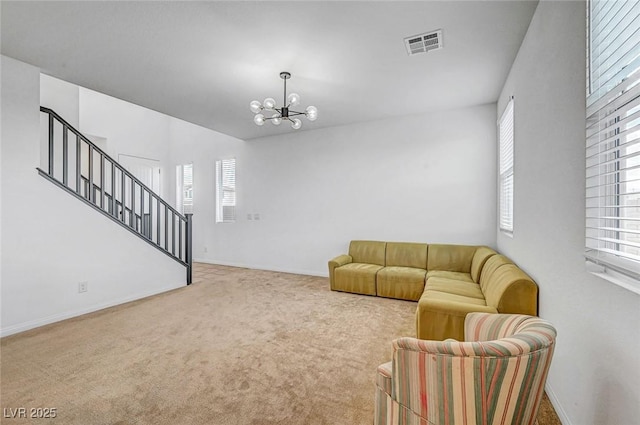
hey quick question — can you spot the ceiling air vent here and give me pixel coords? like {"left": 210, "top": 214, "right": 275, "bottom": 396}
{"left": 404, "top": 30, "right": 443, "bottom": 56}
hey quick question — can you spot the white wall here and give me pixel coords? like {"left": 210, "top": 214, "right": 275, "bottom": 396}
{"left": 496, "top": 2, "right": 640, "bottom": 424}
{"left": 79, "top": 88, "right": 173, "bottom": 201}
{"left": 39, "top": 74, "right": 81, "bottom": 174}
{"left": 185, "top": 104, "right": 497, "bottom": 276}
{"left": 40, "top": 74, "right": 80, "bottom": 127}
{"left": 168, "top": 119, "right": 246, "bottom": 265}
{"left": 0, "top": 55, "right": 186, "bottom": 337}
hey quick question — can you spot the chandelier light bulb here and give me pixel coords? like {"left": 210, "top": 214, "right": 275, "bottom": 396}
{"left": 254, "top": 113, "right": 265, "bottom": 126}
{"left": 305, "top": 105, "right": 318, "bottom": 121}
{"left": 263, "top": 97, "right": 276, "bottom": 110}
{"left": 287, "top": 92, "right": 300, "bottom": 106}
{"left": 250, "top": 100, "right": 262, "bottom": 114}
{"left": 291, "top": 118, "right": 302, "bottom": 130}
{"left": 271, "top": 113, "right": 282, "bottom": 125}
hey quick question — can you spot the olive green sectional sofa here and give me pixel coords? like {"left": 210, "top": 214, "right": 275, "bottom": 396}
{"left": 328, "top": 240, "right": 538, "bottom": 341}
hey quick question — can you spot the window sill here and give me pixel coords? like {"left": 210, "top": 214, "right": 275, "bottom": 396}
{"left": 586, "top": 262, "right": 640, "bottom": 296}
{"left": 499, "top": 229, "right": 513, "bottom": 238}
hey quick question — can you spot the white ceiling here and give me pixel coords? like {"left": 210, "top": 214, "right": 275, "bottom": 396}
{"left": 1, "top": 1, "right": 538, "bottom": 140}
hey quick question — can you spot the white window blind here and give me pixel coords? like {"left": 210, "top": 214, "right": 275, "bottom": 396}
{"left": 216, "top": 158, "right": 236, "bottom": 223}
{"left": 585, "top": 0, "right": 640, "bottom": 285}
{"left": 499, "top": 98, "right": 514, "bottom": 233}
{"left": 176, "top": 164, "right": 193, "bottom": 214}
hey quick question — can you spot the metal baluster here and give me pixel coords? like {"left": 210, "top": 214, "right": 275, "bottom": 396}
{"left": 141, "top": 187, "right": 145, "bottom": 236}
{"left": 179, "top": 217, "right": 183, "bottom": 260}
{"left": 48, "top": 114, "right": 54, "bottom": 176}
{"left": 88, "top": 144, "right": 94, "bottom": 203}
{"left": 156, "top": 197, "right": 161, "bottom": 246}
{"left": 120, "top": 169, "right": 126, "bottom": 223}
{"left": 186, "top": 214, "right": 193, "bottom": 284}
{"left": 149, "top": 193, "right": 153, "bottom": 240}
{"left": 130, "top": 178, "right": 135, "bottom": 228}
{"left": 171, "top": 211, "right": 175, "bottom": 256}
{"left": 164, "top": 205, "right": 169, "bottom": 251}
{"left": 100, "top": 154, "right": 105, "bottom": 209}
{"left": 76, "top": 134, "right": 81, "bottom": 194}
{"left": 111, "top": 162, "right": 116, "bottom": 216}
{"left": 62, "top": 125, "right": 68, "bottom": 186}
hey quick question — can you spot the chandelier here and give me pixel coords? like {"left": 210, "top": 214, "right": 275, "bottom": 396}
{"left": 250, "top": 72, "right": 318, "bottom": 130}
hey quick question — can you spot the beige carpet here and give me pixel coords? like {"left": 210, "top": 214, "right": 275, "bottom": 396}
{"left": 1, "top": 264, "right": 560, "bottom": 424}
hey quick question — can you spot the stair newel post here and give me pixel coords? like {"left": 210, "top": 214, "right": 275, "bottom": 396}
{"left": 185, "top": 213, "right": 193, "bottom": 285}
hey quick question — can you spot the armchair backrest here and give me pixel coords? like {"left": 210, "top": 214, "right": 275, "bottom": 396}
{"left": 389, "top": 313, "right": 556, "bottom": 425}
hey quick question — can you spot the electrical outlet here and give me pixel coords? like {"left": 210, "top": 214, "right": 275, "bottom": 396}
{"left": 78, "top": 282, "right": 88, "bottom": 293}
{"left": 204, "top": 247, "right": 208, "bottom": 253}
{"left": 247, "top": 213, "right": 252, "bottom": 220}
{"left": 254, "top": 213, "right": 260, "bottom": 220}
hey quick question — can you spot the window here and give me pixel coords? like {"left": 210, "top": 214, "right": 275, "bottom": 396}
{"left": 176, "top": 163, "right": 193, "bottom": 214}
{"left": 585, "top": 0, "right": 640, "bottom": 290}
{"left": 216, "top": 158, "right": 236, "bottom": 223}
{"left": 499, "top": 98, "right": 514, "bottom": 234}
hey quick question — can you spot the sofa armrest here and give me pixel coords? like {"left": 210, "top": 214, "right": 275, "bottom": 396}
{"left": 329, "top": 254, "right": 352, "bottom": 268}
{"left": 483, "top": 264, "right": 538, "bottom": 316}
{"left": 328, "top": 254, "right": 352, "bottom": 289}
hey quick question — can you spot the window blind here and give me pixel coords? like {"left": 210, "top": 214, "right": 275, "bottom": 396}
{"left": 216, "top": 158, "right": 236, "bottom": 222}
{"left": 175, "top": 163, "right": 194, "bottom": 214}
{"left": 585, "top": 0, "right": 640, "bottom": 280}
{"left": 499, "top": 98, "right": 514, "bottom": 233}
{"left": 182, "top": 164, "right": 193, "bottom": 214}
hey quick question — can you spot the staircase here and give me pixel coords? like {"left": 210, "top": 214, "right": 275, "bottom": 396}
{"left": 38, "top": 107, "right": 192, "bottom": 284}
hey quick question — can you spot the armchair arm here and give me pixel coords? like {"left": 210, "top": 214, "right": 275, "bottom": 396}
{"left": 328, "top": 254, "right": 352, "bottom": 289}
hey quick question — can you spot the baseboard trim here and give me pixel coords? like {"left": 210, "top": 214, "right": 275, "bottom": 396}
{"left": 0, "top": 283, "right": 184, "bottom": 338}
{"left": 193, "top": 258, "right": 328, "bottom": 278}
{"left": 546, "top": 383, "right": 571, "bottom": 425}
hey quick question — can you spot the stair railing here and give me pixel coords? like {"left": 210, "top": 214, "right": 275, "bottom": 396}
{"left": 38, "top": 107, "right": 192, "bottom": 284}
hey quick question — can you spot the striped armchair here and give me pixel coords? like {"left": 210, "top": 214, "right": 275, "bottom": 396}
{"left": 375, "top": 313, "right": 556, "bottom": 425}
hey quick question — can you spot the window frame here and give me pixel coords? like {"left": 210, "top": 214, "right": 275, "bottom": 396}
{"left": 176, "top": 163, "right": 193, "bottom": 215}
{"left": 215, "top": 158, "right": 236, "bottom": 223}
{"left": 498, "top": 97, "right": 515, "bottom": 235}
{"left": 585, "top": 0, "right": 640, "bottom": 294}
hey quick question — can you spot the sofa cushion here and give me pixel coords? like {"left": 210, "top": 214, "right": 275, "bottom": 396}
{"left": 416, "top": 295, "right": 497, "bottom": 340}
{"left": 424, "top": 277, "right": 485, "bottom": 299}
{"left": 385, "top": 242, "right": 428, "bottom": 269}
{"left": 470, "top": 246, "right": 497, "bottom": 282}
{"left": 427, "top": 244, "right": 477, "bottom": 273}
{"left": 483, "top": 264, "right": 538, "bottom": 315}
{"left": 421, "top": 290, "right": 489, "bottom": 307}
{"left": 426, "top": 270, "right": 473, "bottom": 282}
{"left": 349, "top": 240, "right": 386, "bottom": 266}
{"left": 333, "top": 263, "right": 382, "bottom": 296}
{"left": 377, "top": 266, "right": 426, "bottom": 301}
